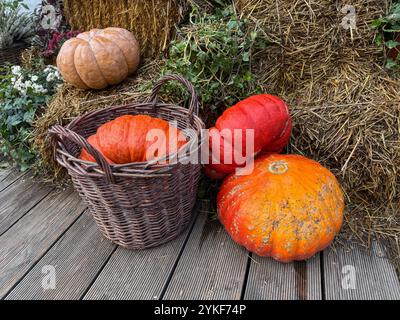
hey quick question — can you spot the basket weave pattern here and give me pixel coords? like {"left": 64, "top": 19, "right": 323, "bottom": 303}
{"left": 50, "top": 75, "right": 205, "bottom": 249}
{"left": 0, "top": 43, "right": 27, "bottom": 66}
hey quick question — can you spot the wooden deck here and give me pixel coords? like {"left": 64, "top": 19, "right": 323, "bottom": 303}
{"left": 0, "top": 167, "right": 399, "bottom": 300}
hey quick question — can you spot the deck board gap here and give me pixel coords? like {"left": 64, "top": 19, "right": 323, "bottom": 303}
{"left": 240, "top": 253, "right": 252, "bottom": 300}
{"left": 320, "top": 251, "right": 326, "bottom": 300}
{"left": 0, "top": 169, "right": 28, "bottom": 193}
{"left": 79, "top": 244, "right": 118, "bottom": 300}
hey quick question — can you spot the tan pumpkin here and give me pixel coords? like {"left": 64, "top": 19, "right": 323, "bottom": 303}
{"left": 56, "top": 27, "right": 140, "bottom": 89}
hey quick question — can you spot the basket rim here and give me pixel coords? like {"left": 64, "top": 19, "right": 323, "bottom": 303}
{"left": 52, "top": 102, "right": 205, "bottom": 179}
{"left": 50, "top": 74, "right": 206, "bottom": 181}
{"left": 67, "top": 101, "right": 203, "bottom": 130}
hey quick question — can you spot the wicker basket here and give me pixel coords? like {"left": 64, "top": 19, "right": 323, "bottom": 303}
{"left": 0, "top": 43, "right": 28, "bottom": 66}
{"left": 49, "top": 75, "right": 205, "bottom": 249}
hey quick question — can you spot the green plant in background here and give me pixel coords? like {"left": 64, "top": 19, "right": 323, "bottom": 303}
{"left": 372, "top": 2, "right": 400, "bottom": 70}
{"left": 161, "top": 5, "right": 267, "bottom": 124}
{"left": 0, "top": 62, "right": 63, "bottom": 170}
{"left": 0, "top": 0, "right": 34, "bottom": 49}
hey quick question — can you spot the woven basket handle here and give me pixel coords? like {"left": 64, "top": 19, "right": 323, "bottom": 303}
{"left": 49, "top": 124, "right": 115, "bottom": 184}
{"left": 148, "top": 74, "right": 199, "bottom": 120}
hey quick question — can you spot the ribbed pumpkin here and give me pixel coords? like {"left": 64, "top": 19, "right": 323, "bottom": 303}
{"left": 205, "top": 94, "right": 292, "bottom": 179}
{"left": 57, "top": 27, "right": 140, "bottom": 89}
{"left": 217, "top": 154, "right": 344, "bottom": 262}
{"left": 80, "top": 115, "right": 186, "bottom": 164}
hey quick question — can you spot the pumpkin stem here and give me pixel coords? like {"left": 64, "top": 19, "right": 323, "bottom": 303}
{"left": 268, "top": 160, "right": 289, "bottom": 175}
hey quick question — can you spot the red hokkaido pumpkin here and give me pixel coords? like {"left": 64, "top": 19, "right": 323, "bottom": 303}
{"left": 217, "top": 154, "right": 344, "bottom": 262}
{"left": 204, "top": 94, "right": 292, "bottom": 179}
{"left": 202, "top": 165, "right": 228, "bottom": 180}
{"left": 80, "top": 115, "right": 187, "bottom": 164}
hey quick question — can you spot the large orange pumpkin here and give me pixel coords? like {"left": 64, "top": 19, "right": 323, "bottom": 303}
{"left": 217, "top": 154, "right": 344, "bottom": 262}
{"left": 57, "top": 27, "right": 140, "bottom": 89}
{"left": 80, "top": 115, "right": 186, "bottom": 164}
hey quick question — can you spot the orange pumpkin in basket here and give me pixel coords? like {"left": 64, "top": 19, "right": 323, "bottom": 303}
{"left": 80, "top": 115, "right": 187, "bottom": 164}
{"left": 217, "top": 154, "right": 344, "bottom": 262}
{"left": 57, "top": 27, "right": 140, "bottom": 89}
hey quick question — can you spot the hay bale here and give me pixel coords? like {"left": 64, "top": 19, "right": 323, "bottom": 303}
{"left": 235, "top": 0, "right": 400, "bottom": 252}
{"left": 289, "top": 72, "right": 399, "bottom": 207}
{"left": 236, "top": 0, "right": 392, "bottom": 93}
{"left": 63, "top": 0, "right": 187, "bottom": 57}
{"left": 32, "top": 59, "right": 161, "bottom": 181}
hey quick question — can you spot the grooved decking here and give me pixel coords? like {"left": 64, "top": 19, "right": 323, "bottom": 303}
{"left": 163, "top": 207, "right": 248, "bottom": 300}
{"left": 244, "top": 254, "right": 322, "bottom": 300}
{"left": 0, "top": 167, "right": 399, "bottom": 300}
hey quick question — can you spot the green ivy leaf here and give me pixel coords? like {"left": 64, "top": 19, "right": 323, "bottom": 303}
{"left": 23, "top": 109, "right": 36, "bottom": 124}
{"left": 227, "top": 20, "right": 238, "bottom": 30}
{"left": 242, "top": 52, "right": 250, "bottom": 62}
{"left": 250, "top": 31, "right": 258, "bottom": 40}
{"left": 375, "top": 34, "right": 383, "bottom": 46}
{"left": 385, "top": 40, "right": 400, "bottom": 49}
{"left": 371, "top": 20, "right": 383, "bottom": 28}
{"left": 8, "top": 115, "right": 22, "bottom": 126}
{"left": 385, "top": 58, "right": 398, "bottom": 69}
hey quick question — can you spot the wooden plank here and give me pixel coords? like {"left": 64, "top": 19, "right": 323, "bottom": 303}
{"left": 0, "top": 174, "right": 54, "bottom": 235}
{"left": 83, "top": 206, "right": 199, "bottom": 300}
{"left": 163, "top": 203, "right": 248, "bottom": 300}
{"left": 244, "top": 253, "right": 322, "bottom": 300}
{"left": 5, "top": 212, "right": 115, "bottom": 300}
{"left": 0, "top": 167, "right": 11, "bottom": 180}
{"left": 0, "top": 189, "right": 86, "bottom": 298}
{"left": 324, "top": 241, "right": 400, "bottom": 300}
{"left": 0, "top": 173, "right": 53, "bottom": 235}
{"left": 0, "top": 168, "right": 26, "bottom": 192}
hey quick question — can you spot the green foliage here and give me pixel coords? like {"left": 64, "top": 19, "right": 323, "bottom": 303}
{"left": 0, "top": 62, "right": 63, "bottom": 170}
{"left": 372, "top": 2, "right": 400, "bottom": 70}
{"left": 0, "top": 0, "right": 33, "bottom": 49}
{"left": 160, "top": 6, "right": 267, "bottom": 124}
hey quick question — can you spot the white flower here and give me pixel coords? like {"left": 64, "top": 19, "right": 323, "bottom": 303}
{"left": 33, "top": 83, "right": 43, "bottom": 91}
{"left": 44, "top": 65, "right": 57, "bottom": 73}
{"left": 13, "top": 79, "right": 23, "bottom": 91}
{"left": 32, "top": 83, "right": 48, "bottom": 94}
{"left": 11, "top": 77, "right": 16, "bottom": 83}
{"left": 46, "top": 73, "right": 53, "bottom": 82}
{"left": 11, "top": 65, "right": 21, "bottom": 75}
{"left": 24, "top": 80, "right": 32, "bottom": 88}
{"left": 54, "top": 69, "right": 62, "bottom": 78}
{"left": 31, "top": 75, "right": 38, "bottom": 82}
